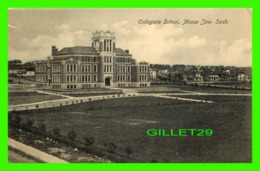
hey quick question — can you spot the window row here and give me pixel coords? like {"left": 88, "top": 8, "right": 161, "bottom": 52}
{"left": 117, "top": 65, "right": 131, "bottom": 73}
{"left": 139, "top": 66, "right": 148, "bottom": 73}
{"left": 116, "top": 58, "right": 131, "bottom": 63}
{"left": 67, "top": 64, "right": 77, "bottom": 73}
{"left": 139, "top": 74, "right": 148, "bottom": 82}
{"left": 81, "top": 74, "right": 97, "bottom": 82}
{"left": 117, "top": 74, "right": 131, "bottom": 82}
{"left": 52, "top": 74, "right": 61, "bottom": 83}
{"left": 140, "top": 83, "right": 148, "bottom": 87}
{"left": 118, "top": 83, "right": 131, "bottom": 88}
{"left": 104, "top": 65, "right": 112, "bottom": 73}
{"left": 52, "top": 85, "right": 61, "bottom": 89}
{"left": 104, "top": 56, "right": 112, "bottom": 63}
{"left": 52, "top": 65, "right": 61, "bottom": 72}
{"left": 36, "top": 65, "right": 47, "bottom": 72}
{"left": 67, "top": 85, "right": 77, "bottom": 89}
{"left": 82, "top": 64, "right": 97, "bottom": 73}
{"left": 82, "top": 56, "right": 97, "bottom": 62}
{"left": 66, "top": 75, "right": 77, "bottom": 83}
{"left": 36, "top": 74, "right": 47, "bottom": 82}
{"left": 104, "top": 39, "right": 113, "bottom": 52}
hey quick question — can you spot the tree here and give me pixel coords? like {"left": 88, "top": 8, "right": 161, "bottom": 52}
{"left": 68, "top": 130, "right": 77, "bottom": 141}
{"left": 85, "top": 136, "right": 95, "bottom": 146}
{"left": 8, "top": 60, "right": 22, "bottom": 66}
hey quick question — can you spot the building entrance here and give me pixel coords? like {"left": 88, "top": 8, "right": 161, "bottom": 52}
{"left": 105, "top": 77, "right": 111, "bottom": 86}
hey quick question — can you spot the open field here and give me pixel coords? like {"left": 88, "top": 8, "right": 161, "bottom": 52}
{"left": 8, "top": 92, "right": 64, "bottom": 105}
{"left": 9, "top": 96, "right": 251, "bottom": 162}
{"left": 167, "top": 95, "right": 252, "bottom": 102}
{"left": 149, "top": 84, "right": 252, "bottom": 94}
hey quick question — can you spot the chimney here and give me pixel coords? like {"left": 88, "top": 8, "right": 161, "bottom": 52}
{"left": 125, "top": 49, "right": 129, "bottom": 54}
{"left": 52, "top": 46, "right": 58, "bottom": 56}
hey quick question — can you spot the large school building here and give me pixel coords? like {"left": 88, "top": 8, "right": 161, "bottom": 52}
{"left": 35, "top": 30, "right": 150, "bottom": 89}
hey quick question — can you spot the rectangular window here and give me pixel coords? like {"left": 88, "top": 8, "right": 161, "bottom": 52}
{"left": 74, "top": 75, "right": 76, "bottom": 82}
{"left": 82, "top": 65, "right": 84, "bottom": 72}
{"left": 127, "top": 66, "right": 131, "bottom": 73}
{"left": 93, "top": 65, "right": 97, "bottom": 72}
{"left": 127, "top": 75, "right": 131, "bottom": 82}
{"left": 82, "top": 75, "right": 84, "bottom": 82}
{"left": 88, "top": 65, "right": 91, "bottom": 72}
{"left": 67, "top": 75, "right": 69, "bottom": 83}
{"left": 70, "top": 75, "right": 73, "bottom": 82}
{"left": 93, "top": 75, "right": 97, "bottom": 82}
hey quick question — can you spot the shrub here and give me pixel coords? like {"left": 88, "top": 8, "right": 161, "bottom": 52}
{"left": 53, "top": 127, "right": 61, "bottom": 136}
{"left": 105, "top": 142, "right": 117, "bottom": 153}
{"left": 68, "top": 130, "right": 77, "bottom": 141}
{"left": 125, "top": 145, "right": 134, "bottom": 158}
{"left": 85, "top": 136, "right": 95, "bottom": 146}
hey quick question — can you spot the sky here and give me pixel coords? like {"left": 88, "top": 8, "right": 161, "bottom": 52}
{"left": 8, "top": 8, "right": 252, "bottom": 67}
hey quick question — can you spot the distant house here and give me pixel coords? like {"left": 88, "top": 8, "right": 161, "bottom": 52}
{"left": 149, "top": 68, "right": 157, "bottom": 80}
{"left": 157, "top": 69, "right": 169, "bottom": 78}
{"left": 188, "top": 65, "right": 203, "bottom": 82}
{"left": 8, "top": 65, "right": 35, "bottom": 77}
{"left": 204, "top": 74, "right": 220, "bottom": 82}
{"left": 202, "top": 68, "right": 220, "bottom": 82}
{"left": 172, "top": 69, "right": 188, "bottom": 82}
{"left": 237, "top": 73, "right": 245, "bottom": 81}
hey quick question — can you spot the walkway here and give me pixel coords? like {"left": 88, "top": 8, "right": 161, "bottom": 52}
{"left": 8, "top": 88, "right": 251, "bottom": 112}
{"left": 8, "top": 138, "right": 68, "bottom": 163}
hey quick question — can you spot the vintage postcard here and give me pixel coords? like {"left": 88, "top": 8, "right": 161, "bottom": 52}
{"left": 8, "top": 8, "right": 252, "bottom": 163}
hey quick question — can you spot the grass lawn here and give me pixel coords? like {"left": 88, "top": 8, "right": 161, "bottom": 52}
{"left": 151, "top": 84, "right": 252, "bottom": 94}
{"left": 9, "top": 96, "right": 251, "bottom": 162}
{"left": 8, "top": 92, "right": 64, "bottom": 105}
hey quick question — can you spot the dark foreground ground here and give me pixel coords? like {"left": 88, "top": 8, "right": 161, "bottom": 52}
{"left": 9, "top": 95, "right": 252, "bottom": 163}
{"left": 8, "top": 147, "right": 40, "bottom": 163}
